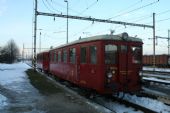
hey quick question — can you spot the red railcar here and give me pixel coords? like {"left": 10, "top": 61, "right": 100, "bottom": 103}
{"left": 48, "top": 33, "right": 143, "bottom": 94}
{"left": 143, "top": 54, "right": 170, "bottom": 67}
{"left": 37, "top": 51, "right": 49, "bottom": 72}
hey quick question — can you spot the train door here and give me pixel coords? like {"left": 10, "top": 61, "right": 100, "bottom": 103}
{"left": 118, "top": 45, "right": 129, "bottom": 91}
{"left": 78, "top": 46, "right": 89, "bottom": 86}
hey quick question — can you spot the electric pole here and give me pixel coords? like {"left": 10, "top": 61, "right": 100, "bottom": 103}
{"left": 33, "top": 0, "right": 38, "bottom": 71}
{"left": 153, "top": 13, "right": 156, "bottom": 71}
{"left": 64, "top": 0, "right": 68, "bottom": 44}
{"left": 168, "top": 30, "right": 170, "bottom": 56}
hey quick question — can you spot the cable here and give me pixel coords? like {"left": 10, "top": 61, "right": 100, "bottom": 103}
{"left": 109, "top": 0, "right": 159, "bottom": 20}
{"left": 108, "top": 0, "right": 143, "bottom": 20}
{"left": 50, "top": 0, "right": 81, "bottom": 15}
{"left": 157, "top": 9, "right": 170, "bottom": 16}
{"left": 77, "top": 0, "right": 99, "bottom": 16}
{"left": 157, "top": 17, "right": 170, "bottom": 23}
{"left": 45, "top": 0, "right": 62, "bottom": 13}
{"left": 72, "top": 23, "right": 94, "bottom": 37}
{"left": 42, "top": 0, "right": 55, "bottom": 13}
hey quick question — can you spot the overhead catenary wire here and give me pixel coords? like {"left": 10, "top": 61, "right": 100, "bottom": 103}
{"left": 108, "top": 0, "right": 159, "bottom": 20}
{"left": 45, "top": 0, "right": 62, "bottom": 13}
{"left": 42, "top": 0, "right": 55, "bottom": 13}
{"left": 108, "top": 0, "right": 143, "bottom": 20}
{"left": 50, "top": 0, "right": 81, "bottom": 15}
{"left": 71, "top": 0, "right": 146, "bottom": 37}
{"left": 72, "top": 23, "right": 94, "bottom": 38}
{"left": 77, "top": 0, "right": 99, "bottom": 16}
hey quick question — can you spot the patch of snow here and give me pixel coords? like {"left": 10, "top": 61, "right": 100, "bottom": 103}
{"left": 142, "top": 87, "right": 167, "bottom": 97}
{"left": 143, "top": 67, "right": 170, "bottom": 72}
{"left": 0, "top": 94, "right": 7, "bottom": 108}
{"left": 0, "top": 62, "right": 30, "bottom": 85}
{"left": 123, "top": 94, "right": 170, "bottom": 113}
{"left": 103, "top": 101, "right": 142, "bottom": 113}
{"left": 143, "top": 77, "right": 170, "bottom": 84}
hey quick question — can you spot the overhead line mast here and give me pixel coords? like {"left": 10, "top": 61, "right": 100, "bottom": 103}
{"left": 37, "top": 11, "right": 153, "bottom": 28}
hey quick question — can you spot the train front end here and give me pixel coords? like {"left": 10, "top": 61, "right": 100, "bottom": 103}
{"left": 103, "top": 33, "right": 143, "bottom": 93}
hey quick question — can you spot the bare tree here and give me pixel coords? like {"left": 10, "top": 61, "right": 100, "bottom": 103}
{"left": 0, "top": 39, "right": 20, "bottom": 63}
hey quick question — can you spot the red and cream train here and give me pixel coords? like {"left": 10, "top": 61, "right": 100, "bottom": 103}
{"left": 37, "top": 32, "right": 143, "bottom": 94}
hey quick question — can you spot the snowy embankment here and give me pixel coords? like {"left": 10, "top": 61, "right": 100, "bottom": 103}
{"left": 0, "top": 62, "right": 30, "bottom": 85}
{"left": 0, "top": 62, "right": 31, "bottom": 110}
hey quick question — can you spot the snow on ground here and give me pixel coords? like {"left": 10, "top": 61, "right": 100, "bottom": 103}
{"left": 0, "top": 62, "right": 30, "bottom": 85}
{"left": 0, "top": 94, "right": 7, "bottom": 108}
{"left": 143, "top": 77, "right": 170, "bottom": 84}
{"left": 0, "top": 62, "right": 31, "bottom": 108}
{"left": 143, "top": 66, "right": 170, "bottom": 72}
{"left": 123, "top": 93, "right": 170, "bottom": 113}
{"left": 0, "top": 63, "right": 170, "bottom": 113}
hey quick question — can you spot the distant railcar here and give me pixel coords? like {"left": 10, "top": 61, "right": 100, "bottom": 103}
{"left": 143, "top": 55, "right": 170, "bottom": 67}
{"left": 37, "top": 51, "right": 49, "bottom": 72}
{"left": 37, "top": 32, "right": 143, "bottom": 94}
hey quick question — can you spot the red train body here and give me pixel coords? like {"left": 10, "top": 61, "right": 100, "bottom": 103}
{"left": 37, "top": 33, "right": 143, "bottom": 94}
{"left": 37, "top": 51, "right": 49, "bottom": 72}
{"left": 143, "top": 54, "right": 170, "bottom": 67}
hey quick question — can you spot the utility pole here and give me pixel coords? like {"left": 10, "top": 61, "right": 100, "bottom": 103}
{"left": 22, "top": 44, "right": 24, "bottom": 62}
{"left": 33, "top": 0, "right": 38, "bottom": 71}
{"left": 153, "top": 13, "right": 156, "bottom": 71}
{"left": 64, "top": 0, "right": 68, "bottom": 44}
{"left": 168, "top": 30, "right": 170, "bottom": 56}
{"left": 39, "top": 31, "right": 41, "bottom": 53}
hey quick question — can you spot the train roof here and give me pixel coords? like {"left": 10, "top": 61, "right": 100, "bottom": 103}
{"left": 52, "top": 33, "right": 142, "bottom": 49}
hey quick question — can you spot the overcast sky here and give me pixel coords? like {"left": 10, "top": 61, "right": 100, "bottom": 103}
{"left": 0, "top": 0, "right": 170, "bottom": 56}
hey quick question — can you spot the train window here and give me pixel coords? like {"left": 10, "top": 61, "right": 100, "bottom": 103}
{"left": 81, "top": 47, "right": 86, "bottom": 64}
{"left": 50, "top": 52, "right": 53, "bottom": 62}
{"left": 63, "top": 49, "right": 67, "bottom": 63}
{"left": 58, "top": 51, "right": 61, "bottom": 62}
{"left": 120, "top": 45, "right": 127, "bottom": 52}
{"left": 54, "top": 52, "right": 57, "bottom": 62}
{"left": 90, "top": 46, "right": 97, "bottom": 64}
{"left": 131, "top": 46, "right": 142, "bottom": 64}
{"left": 70, "top": 48, "right": 76, "bottom": 64}
{"left": 105, "top": 44, "right": 117, "bottom": 64}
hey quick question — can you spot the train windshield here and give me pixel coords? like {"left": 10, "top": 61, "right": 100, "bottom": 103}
{"left": 131, "top": 46, "right": 142, "bottom": 64}
{"left": 105, "top": 44, "right": 117, "bottom": 64}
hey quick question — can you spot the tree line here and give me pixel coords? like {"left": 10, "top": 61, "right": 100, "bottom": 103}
{"left": 0, "top": 39, "right": 20, "bottom": 64}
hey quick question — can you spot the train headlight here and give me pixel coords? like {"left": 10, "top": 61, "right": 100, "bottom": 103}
{"left": 112, "top": 70, "right": 115, "bottom": 74}
{"left": 107, "top": 72, "right": 113, "bottom": 78}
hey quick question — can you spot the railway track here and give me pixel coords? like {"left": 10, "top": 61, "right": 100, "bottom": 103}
{"left": 141, "top": 87, "right": 170, "bottom": 105}
{"left": 141, "top": 70, "right": 170, "bottom": 76}
{"left": 26, "top": 63, "right": 169, "bottom": 112}
{"left": 140, "top": 70, "right": 170, "bottom": 105}
{"left": 37, "top": 70, "right": 158, "bottom": 113}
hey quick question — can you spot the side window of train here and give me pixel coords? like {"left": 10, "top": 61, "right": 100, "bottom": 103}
{"left": 50, "top": 52, "right": 53, "bottom": 62}
{"left": 70, "top": 48, "right": 76, "bottom": 64}
{"left": 105, "top": 44, "right": 117, "bottom": 64}
{"left": 90, "top": 46, "right": 97, "bottom": 64}
{"left": 131, "top": 46, "right": 142, "bottom": 64}
{"left": 54, "top": 51, "right": 57, "bottom": 62}
{"left": 58, "top": 51, "right": 61, "bottom": 62}
{"left": 63, "top": 49, "right": 67, "bottom": 63}
{"left": 81, "top": 47, "right": 86, "bottom": 64}
{"left": 120, "top": 45, "right": 127, "bottom": 52}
